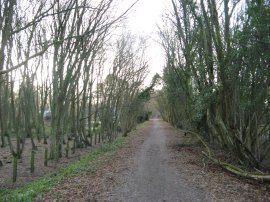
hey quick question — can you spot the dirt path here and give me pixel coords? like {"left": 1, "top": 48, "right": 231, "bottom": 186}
{"left": 109, "top": 119, "right": 205, "bottom": 202}
{"left": 43, "top": 119, "right": 270, "bottom": 201}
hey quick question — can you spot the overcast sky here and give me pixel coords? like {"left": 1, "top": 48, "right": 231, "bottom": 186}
{"left": 124, "top": 0, "right": 170, "bottom": 85}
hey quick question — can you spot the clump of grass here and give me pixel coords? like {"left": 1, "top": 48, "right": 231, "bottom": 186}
{"left": 0, "top": 136, "right": 127, "bottom": 202}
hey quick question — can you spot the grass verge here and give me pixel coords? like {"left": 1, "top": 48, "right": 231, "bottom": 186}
{"left": 0, "top": 120, "right": 151, "bottom": 202}
{"left": 0, "top": 136, "right": 128, "bottom": 202}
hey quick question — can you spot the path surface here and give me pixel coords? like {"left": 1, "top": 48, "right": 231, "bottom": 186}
{"left": 43, "top": 119, "right": 270, "bottom": 201}
{"left": 109, "top": 119, "right": 205, "bottom": 202}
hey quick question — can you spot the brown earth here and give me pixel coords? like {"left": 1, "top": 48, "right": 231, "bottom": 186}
{"left": 0, "top": 134, "right": 103, "bottom": 189}
{"left": 40, "top": 119, "right": 270, "bottom": 202}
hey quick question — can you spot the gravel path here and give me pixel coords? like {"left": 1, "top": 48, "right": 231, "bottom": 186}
{"left": 109, "top": 119, "right": 205, "bottom": 202}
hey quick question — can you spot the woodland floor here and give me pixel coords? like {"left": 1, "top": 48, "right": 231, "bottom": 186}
{"left": 40, "top": 119, "right": 270, "bottom": 202}
{"left": 0, "top": 133, "right": 103, "bottom": 188}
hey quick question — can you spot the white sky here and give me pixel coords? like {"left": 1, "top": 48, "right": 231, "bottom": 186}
{"left": 124, "top": 0, "right": 170, "bottom": 85}
{"left": 14, "top": 0, "right": 170, "bottom": 89}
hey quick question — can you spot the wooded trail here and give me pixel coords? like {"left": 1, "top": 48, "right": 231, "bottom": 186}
{"left": 43, "top": 119, "right": 269, "bottom": 201}
{"left": 109, "top": 119, "right": 205, "bottom": 202}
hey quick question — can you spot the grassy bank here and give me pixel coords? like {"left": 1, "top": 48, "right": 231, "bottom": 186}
{"left": 0, "top": 136, "right": 128, "bottom": 202}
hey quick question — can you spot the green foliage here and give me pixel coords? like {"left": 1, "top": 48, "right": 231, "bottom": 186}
{"left": 137, "top": 73, "right": 161, "bottom": 102}
{"left": 159, "top": 0, "right": 270, "bottom": 169}
{"left": 137, "top": 111, "right": 152, "bottom": 123}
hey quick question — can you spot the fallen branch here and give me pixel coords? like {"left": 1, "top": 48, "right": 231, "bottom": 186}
{"left": 181, "top": 130, "right": 270, "bottom": 182}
